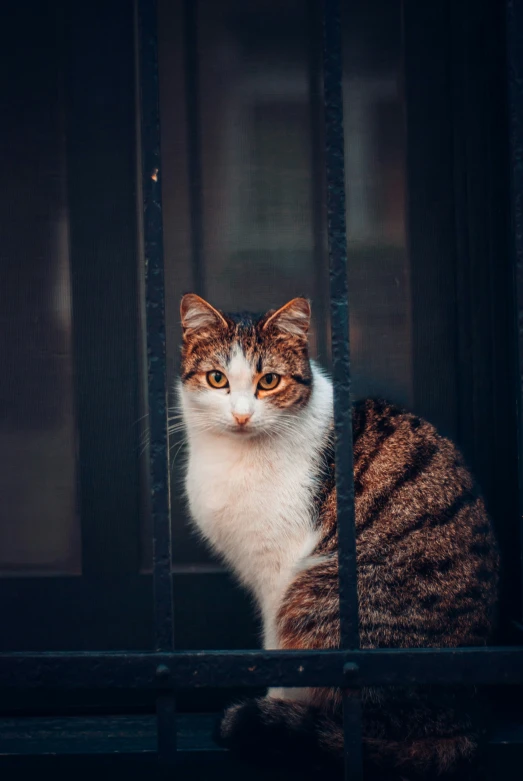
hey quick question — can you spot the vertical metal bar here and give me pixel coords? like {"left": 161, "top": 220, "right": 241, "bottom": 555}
{"left": 341, "top": 685, "right": 363, "bottom": 781}
{"left": 136, "top": 0, "right": 176, "bottom": 764}
{"left": 308, "top": 0, "right": 329, "bottom": 364}
{"left": 322, "top": 1, "right": 362, "bottom": 779}
{"left": 507, "top": 0, "right": 523, "bottom": 623}
{"left": 322, "top": 0, "right": 359, "bottom": 651}
{"left": 184, "top": 0, "right": 205, "bottom": 296}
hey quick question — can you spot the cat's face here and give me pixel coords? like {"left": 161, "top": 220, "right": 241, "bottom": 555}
{"left": 179, "top": 294, "right": 313, "bottom": 439}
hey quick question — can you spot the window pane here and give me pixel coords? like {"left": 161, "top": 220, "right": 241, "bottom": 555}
{"left": 154, "top": 0, "right": 408, "bottom": 579}
{"left": 196, "top": 0, "right": 328, "bottom": 356}
{"left": 0, "top": 2, "right": 80, "bottom": 575}
{"left": 343, "top": 0, "right": 410, "bottom": 404}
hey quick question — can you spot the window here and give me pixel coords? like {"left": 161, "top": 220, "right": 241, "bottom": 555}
{"left": 0, "top": 0, "right": 522, "bottom": 775}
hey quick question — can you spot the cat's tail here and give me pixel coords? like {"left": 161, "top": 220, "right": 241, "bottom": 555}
{"left": 215, "top": 695, "right": 485, "bottom": 780}
{"left": 214, "top": 696, "right": 342, "bottom": 774}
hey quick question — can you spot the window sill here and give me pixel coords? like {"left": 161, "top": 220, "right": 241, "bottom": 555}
{"left": 0, "top": 712, "right": 521, "bottom": 779}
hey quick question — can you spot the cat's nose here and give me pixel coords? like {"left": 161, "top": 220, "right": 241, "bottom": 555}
{"left": 232, "top": 411, "right": 252, "bottom": 426}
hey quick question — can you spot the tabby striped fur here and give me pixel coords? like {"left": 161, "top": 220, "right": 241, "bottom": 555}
{"left": 179, "top": 295, "right": 499, "bottom": 779}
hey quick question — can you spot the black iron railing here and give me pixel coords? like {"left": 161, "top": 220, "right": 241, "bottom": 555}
{"left": 508, "top": 0, "right": 523, "bottom": 613}
{"left": 1, "top": 0, "right": 523, "bottom": 779}
{"left": 138, "top": 0, "right": 176, "bottom": 764}
{"left": 322, "top": 3, "right": 362, "bottom": 775}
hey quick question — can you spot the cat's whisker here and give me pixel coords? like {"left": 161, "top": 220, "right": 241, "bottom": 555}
{"left": 170, "top": 439, "right": 187, "bottom": 467}
{"left": 168, "top": 423, "right": 189, "bottom": 435}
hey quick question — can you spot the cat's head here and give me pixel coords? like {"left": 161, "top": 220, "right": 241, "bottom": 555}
{"left": 179, "top": 294, "right": 312, "bottom": 438}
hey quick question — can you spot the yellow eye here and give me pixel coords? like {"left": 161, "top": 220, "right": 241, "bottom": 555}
{"left": 258, "top": 373, "right": 280, "bottom": 391}
{"left": 207, "top": 370, "right": 228, "bottom": 389}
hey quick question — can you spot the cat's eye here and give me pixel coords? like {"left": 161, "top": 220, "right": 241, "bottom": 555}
{"left": 207, "top": 370, "right": 228, "bottom": 389}
{"left": 258, "top": 373, "right": 280, "bottom": 391}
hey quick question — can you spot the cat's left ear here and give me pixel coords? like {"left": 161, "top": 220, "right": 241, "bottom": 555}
{"left": 262, "top": 298, "right": 311, "bottom": 338}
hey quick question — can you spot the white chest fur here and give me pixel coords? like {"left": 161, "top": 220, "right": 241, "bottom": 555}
{"left": 182, "top": 365, "right": 333, "bottom": 647}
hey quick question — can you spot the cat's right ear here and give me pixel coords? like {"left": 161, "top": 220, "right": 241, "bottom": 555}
{"left": 180, "top": 294, "right": 228, "bottom": 337}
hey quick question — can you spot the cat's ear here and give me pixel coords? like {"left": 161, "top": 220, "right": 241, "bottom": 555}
{"left": 262, "top": 298, "right": 311, "bottom": 338}
{"left": 180, "top": 294, "right": 228, "bottom": 336}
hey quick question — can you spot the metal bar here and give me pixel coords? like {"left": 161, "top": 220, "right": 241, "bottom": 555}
{"left": 136, "top": 0, "right": 176, "bottom": 764}
{"left": 322, "top": 0, "right": 359, "bottom": 652}
{"left": 322, "top": 1, "right": 361, "bottom": 777}
{"left": 137, "top": 0, "right": 173, "bottom": 659}
{"left": 183, "top": 0, "right": 205, "bottom": 296}
{"left": 155, "top": 695, "right": 177, "bottom": 764}
{"left": 2, "top": 647, "right": 523, "bottom": 689}
{"left": 507, "top": 0, "right": 523, "bottom": 623}
{"left": 342, "top": 687, "right": 363, "bottom": 781}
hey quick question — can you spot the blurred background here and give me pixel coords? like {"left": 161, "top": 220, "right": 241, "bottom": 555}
{"left": 0, "top": 0, "right": 518, "bottom": 683}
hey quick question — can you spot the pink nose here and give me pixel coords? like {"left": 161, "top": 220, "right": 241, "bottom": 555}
{"left": 233, "top": 412, "right": 252, "bottom": 426}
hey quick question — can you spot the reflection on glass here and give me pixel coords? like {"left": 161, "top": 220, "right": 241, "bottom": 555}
{"left": 0, "top": 4, "right": 80, "bottom": 575}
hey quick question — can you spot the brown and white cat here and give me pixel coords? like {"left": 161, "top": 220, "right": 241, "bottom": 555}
{"left": 179, "top": 293, "right": 499, "bottom": 779}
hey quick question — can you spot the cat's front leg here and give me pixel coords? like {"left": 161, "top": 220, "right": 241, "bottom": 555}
{"left": 263, "top": 603, "right": 316, "bottom": 704}
{"left": 263, "top": 613, "right": 292, "bottom": 701}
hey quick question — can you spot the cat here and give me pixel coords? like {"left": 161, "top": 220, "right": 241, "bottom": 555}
{"left": 178, "top": 293, "right": 499, "bottom": 779}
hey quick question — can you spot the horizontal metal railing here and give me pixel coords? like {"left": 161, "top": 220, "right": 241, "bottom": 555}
{"left": 0, "top": 647, "right": 522, "bottom": 689}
